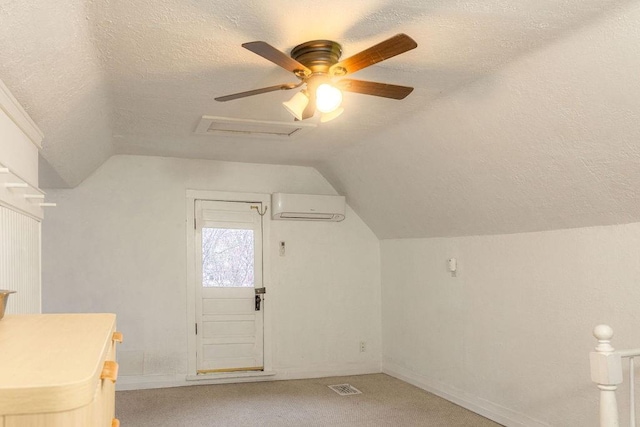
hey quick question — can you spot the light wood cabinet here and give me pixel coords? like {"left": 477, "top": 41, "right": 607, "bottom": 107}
{"left": 0, "top": 314, "right": 121, "bottom": 426}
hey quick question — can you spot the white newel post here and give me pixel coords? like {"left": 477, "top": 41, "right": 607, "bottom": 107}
{"left": 591, "top": 325, "right": 623, "bottom": 427}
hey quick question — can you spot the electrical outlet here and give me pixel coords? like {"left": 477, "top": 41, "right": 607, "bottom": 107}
{"left": 359, "top": 341, "right": 366, "bottom": 352}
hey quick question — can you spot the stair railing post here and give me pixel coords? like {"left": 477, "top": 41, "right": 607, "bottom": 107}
{"left": 591, "top": 325, "right": 623, "bottom": 427}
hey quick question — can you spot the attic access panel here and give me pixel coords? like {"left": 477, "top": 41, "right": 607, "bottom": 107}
{"left": 195, "top": 116, "right": 316, "bottom": 139}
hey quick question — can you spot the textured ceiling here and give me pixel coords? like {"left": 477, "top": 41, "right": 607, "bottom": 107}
{"left": 1, "top": 0, "right": 639, "bottom": 237}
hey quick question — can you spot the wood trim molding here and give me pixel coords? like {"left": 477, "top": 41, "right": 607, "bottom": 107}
{"left": 0, "top": 79, "right": 44, "bottom": 149}
{"left": 197, "top": 367, "right": 264, "bottom": 374}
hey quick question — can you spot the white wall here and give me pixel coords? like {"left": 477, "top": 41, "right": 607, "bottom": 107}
{"left": 41, "top": 155, "right": 381, "bottom": 388}
{"left": 382, "top": 223, "right": 640, "bottom": 427}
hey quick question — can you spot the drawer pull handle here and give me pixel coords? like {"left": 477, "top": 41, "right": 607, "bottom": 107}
{"left": 112, "top": 419, "right": 120, "bottom": 427}
{"left": 101, "top": 361, "right": 119, "bottom": 383}
{"left": 113, "top": 331, "right": 123, "bottom": 343}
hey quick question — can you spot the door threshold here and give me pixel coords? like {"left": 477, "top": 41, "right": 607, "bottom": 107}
{"left": 186, "top": 370, "right": 276, "bottom": 382}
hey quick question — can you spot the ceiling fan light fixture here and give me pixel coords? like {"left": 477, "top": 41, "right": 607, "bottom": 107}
{"left": 320, "top": 107, "right": 344, "bottom": 123}
{"left": 282, "top": 91, "right": 309, "bottom": 121}
{"left": 315, "top": 83, "right": 343, "bottom": 113}
{"left": 217, "top": 34, "right": 417, "bottom": 124}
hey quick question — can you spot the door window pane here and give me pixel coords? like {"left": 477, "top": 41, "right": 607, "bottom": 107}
{"left": 202, "top": 228, "right": 254, "bottom": 287}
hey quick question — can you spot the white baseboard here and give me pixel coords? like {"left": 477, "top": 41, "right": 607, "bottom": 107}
{"left": 116, "top": 362, "right": 382, "bottom": 391}
{"left": 383, "top": 362, "right": 550, "bottom": 427}
{"left": 117, "top": 374, "right": 188, "bottom": 391}
{"left": 272, "top": 362, "right": 382, "bottom": 381}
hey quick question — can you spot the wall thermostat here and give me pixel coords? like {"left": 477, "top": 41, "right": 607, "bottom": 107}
{"left": 448, "top": 258, "right": 457, "bottom": 277}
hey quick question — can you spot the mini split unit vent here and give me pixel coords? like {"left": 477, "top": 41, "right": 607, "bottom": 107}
{"left": 271, "top": 193, "right": 345, "bottom": 222}
{"left": 195, "top": 116, "right": 316, "bottom": 139}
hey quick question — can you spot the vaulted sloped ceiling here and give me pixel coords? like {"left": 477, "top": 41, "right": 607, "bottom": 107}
{"left": 1, "top": 0, "right": 638, "bottom": 238}
{"left": 0, "top": 0, "right": 114, "bottom": 187}
{"left": 319, "top": 1, "right": 640, "bottom": 238}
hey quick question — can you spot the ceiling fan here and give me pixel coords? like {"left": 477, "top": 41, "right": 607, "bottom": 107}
{"left": 215, "top": 33, "right": 418, "bottom": 122}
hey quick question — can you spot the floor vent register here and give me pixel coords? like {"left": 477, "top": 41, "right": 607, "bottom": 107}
{"left": 328, "top": 384, "right": 362, "bottom": 396}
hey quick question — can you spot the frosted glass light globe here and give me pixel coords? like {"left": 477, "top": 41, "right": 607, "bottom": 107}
{"left": 315, "top": 84, "right": 343, "bottom": 113}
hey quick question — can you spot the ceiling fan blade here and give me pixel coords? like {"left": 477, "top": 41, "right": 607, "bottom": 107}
{"left": 215, "top": 83, "right": 300, "bottom": 102}
{"left": 330, "top": 33, "right": 417, "bottom": 76}
{"left": 336, "top": 79, "right": 414, "bottom": 99}
{"left": 242, "top": 41, "right": 311, "bottom": 75}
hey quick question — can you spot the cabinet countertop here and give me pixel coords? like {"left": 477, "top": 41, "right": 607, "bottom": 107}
{"left": 0, "top": 313, "right": 116, "bottom": 415}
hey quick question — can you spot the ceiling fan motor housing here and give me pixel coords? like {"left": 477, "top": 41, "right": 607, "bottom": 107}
{"left": 290, "top": 40, "right": 343, "bottom": 74}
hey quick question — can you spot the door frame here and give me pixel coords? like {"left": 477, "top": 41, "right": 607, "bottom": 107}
{"left": 185, "top": 190, "right": 272, "bottom": 380}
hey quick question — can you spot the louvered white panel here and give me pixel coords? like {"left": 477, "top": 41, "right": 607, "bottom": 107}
{"left": 0, "top": 204, "right": 41, "bottom": 314}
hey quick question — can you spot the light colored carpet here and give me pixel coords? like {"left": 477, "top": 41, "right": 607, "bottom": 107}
{"left": 116, "top": 373, "right": 503, "bottom": 426}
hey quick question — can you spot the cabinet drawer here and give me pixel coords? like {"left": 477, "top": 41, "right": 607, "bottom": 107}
{"left": 4, "top": 405, "right": 93, "bottom": 427}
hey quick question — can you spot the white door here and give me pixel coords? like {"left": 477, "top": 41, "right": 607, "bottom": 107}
{"left": 195, "top": 200, "right": 265, "bottom": 373}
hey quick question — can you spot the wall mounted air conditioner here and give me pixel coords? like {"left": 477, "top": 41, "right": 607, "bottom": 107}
{"left": 271, "top": 193, "right": 345, "bottom": 222}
